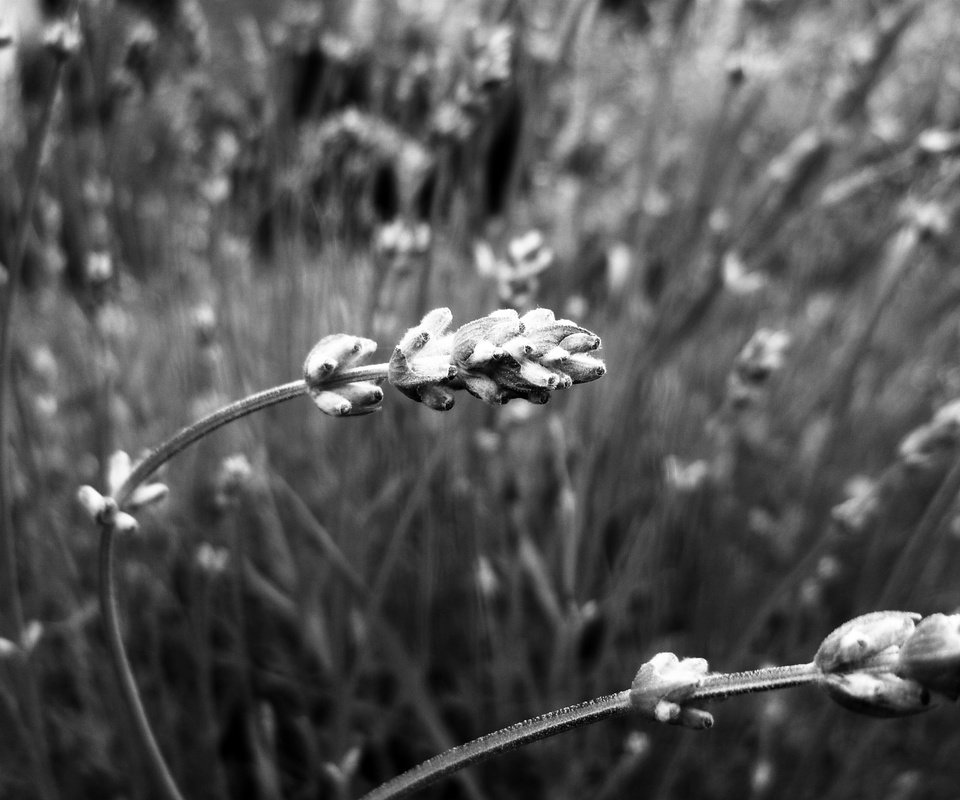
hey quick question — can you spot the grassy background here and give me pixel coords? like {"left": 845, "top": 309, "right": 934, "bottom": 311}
{"left": 2, "top": 0, "right": 960, "bottom": 798}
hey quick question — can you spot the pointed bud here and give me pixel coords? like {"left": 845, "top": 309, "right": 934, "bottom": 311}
{"left": 898, "top": 613, "right": 960, "bottom": 701}
{"left": 561, "top": 353, "right": 607, "bottom": 385}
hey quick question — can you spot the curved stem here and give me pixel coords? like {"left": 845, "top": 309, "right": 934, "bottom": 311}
{"left": 358, "top": 691, "right": 634, "bottom": 800}
{"left": 100, "top": 366, "right": 387, "bottom": 800}
{"left": 99, "top": 524, "right": 186, "bottom": 800}
{"left": 114, "top": 365, "right": 387, "bottom": 507}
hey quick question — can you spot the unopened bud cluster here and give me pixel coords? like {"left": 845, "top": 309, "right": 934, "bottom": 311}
{"left": 303, "top": 334, "right": 384, "bottom": 417}
{"left": 389, "top": 307, "right": 605, "bottom": 410}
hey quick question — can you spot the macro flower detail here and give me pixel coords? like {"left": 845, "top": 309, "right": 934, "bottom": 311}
{"left": 303, "top": 333, "right": 383, "bottom": 417}
{"left": 630, "top": 652, "right": 715, "bottom": 729}
{"left": 388, "top": 308, "right": 458, "bottom": 410}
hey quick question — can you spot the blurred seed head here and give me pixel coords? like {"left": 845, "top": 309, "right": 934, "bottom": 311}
{"left": 663, "top": 455, "right": 710, "bottom": 493}
{"left": 213, "top": 454, "right": 253, "bottom": 509}
{"left": 43, "top": 14, "right": 81, "bottom": 62}
{"left": 195, "top": 542, "right": 230, "bottom": 574}
{"left": 831, "top": 475, "right": 879, "bottom": 534}
{"left": 898, "top": 399, "right": 960, "bottom": 469}
{"left": 375, "top": 219, "right": 431, "bottom": 276}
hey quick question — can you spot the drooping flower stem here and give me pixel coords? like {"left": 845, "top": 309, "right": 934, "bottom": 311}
{"left": 113, "top": 366, "right": 387, "bottom": 507}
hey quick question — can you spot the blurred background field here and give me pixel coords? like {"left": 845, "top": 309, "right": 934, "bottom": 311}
{"left": 2, "top": 0, "right": 960, "bottom": 798}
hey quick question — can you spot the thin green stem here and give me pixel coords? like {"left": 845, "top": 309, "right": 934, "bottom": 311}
{"left": 358, "top": 691, "right": 634, "bottom": 800}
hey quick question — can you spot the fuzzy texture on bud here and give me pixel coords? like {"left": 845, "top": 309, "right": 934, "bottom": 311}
{"left": 304, "top": 334, "right": 383, "bottom": 416}
{"left": 450, "top": 308, "right": 604, "bottom": 405}
{"left": 388, "top": 308, "right": 458, "bottom": 408}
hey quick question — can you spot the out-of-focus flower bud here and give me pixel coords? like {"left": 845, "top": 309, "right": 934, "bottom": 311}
{"left": 195, "top": 542, "right": 230, "bottom": 574}
{"left": 388, "top": 308, "right": 458, "bottom": 409}
{"left": 630, "top": 652, "right": 715, "bottom": 729}
{"left": 21, "top": 621, "right": 43, "bottom": 654}
{"left": 43, "top": 15, "right": 81, "bottom": 61}
{"left": 105, "top": 450, "right": 168, "bottom": 511}
{"left": 112, "top": 511, "right": 140, "bottom": 535}
{"left": 78, "top": 486, "right": 110, "bottom": 522}
{"left": 898, "top": 613, "right": 960, "bottom": 701}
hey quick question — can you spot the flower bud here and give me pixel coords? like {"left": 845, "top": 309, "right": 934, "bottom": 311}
{"left": 388, "top": 308, "right": 458, "bottom": 408}
{"left": 304, "top": 334, "right": 377, "bottom": 386}
{"left": 898, "top": 613, "right": 960, "bottom": 701}
{"left": 309, "top": 381, "right": 384, "bottom": 417}
{"left": 819, "top": 671, "right": 936, "bottom": 718}
{"left": 78, "top": 485, "right": 109, "bottom": 521}
{"left": 112, "top": 511, "right": 140, "bottom": 535}
{"left": 127, "top": 482, "right": 170, "bottom": 512}
{"left": 630, "top": 652, "right": 715, "bottom": 729}
{"left": 814, "top": 611, "right": 919, "bottom": 673}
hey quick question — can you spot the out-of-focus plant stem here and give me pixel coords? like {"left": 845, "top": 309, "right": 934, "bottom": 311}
{"left": 0, "top": 40, "right": 68, "bottom": 800}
